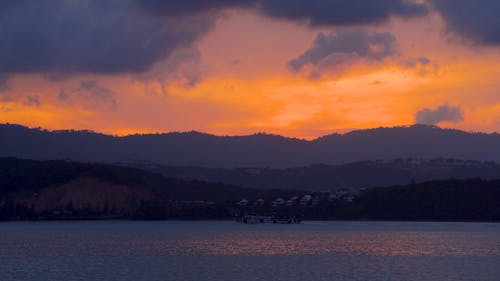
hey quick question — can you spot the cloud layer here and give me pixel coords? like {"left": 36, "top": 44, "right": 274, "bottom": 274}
{"left": 0, "top": 0, "right": 498, "bottom": 78}
{"left": 0, "top": 0, "right": 214, "bottom": 75}
{"left": 139, "top": 0, "right": 428, "bottom": 26}
{"left": 255, "top": 0, "right": 427, "bottom": 26}
{"left": 0, "top": 74, "right": 8, "bottom": 92}
{"left": 430, "top": 0, "right": 500, "bottom": 45}
{"left": 288, "top": 30, "right": 428, "bottom": 78}
{"left": 0, "top": 0, "right": 429, "bottom": 76}
{"left": 58, "top": 80, "right": 117, "bottom": 109}
{"left": 415, "top": 104, "right": 464, "bottom": 125}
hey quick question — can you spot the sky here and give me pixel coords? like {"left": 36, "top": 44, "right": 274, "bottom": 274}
{"left": 0, "top": 0, "right": 500, "bottom": 139}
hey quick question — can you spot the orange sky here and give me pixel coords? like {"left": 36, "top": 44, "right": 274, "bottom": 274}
{"left": 2, "top": 9, "right": 500, "bottom": 139}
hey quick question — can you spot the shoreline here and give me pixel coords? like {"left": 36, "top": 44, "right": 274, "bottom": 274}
{"left": 2, "top": 218, "right": 500, "bottom": 223}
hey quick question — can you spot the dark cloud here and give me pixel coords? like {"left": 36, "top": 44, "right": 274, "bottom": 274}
{"left": 256, "top": 0, "right": 428, "bottom": 27}
{"left": 57, "top": 89, "right": 70, "bottom": 103}
{"left": 59, "top": 80, "right": 117, "bottom": 108}
{"left": 405, "top": 57, "right": 431, "bottom": 67}
{"left": 159, "top": 48, "right": 203, "bottom": 88}
{"left": 0, "top": 74, "right": 8, "bottom": 92}
{"left": 139, "top": 0, "right": 428, "bottom": 26}
{"left": 137, "top": 0, "right": 253, "bottom": 16}
{"left": 44, "top": 73, "right": 73, "bottom": 83}
{"left": 289, "top": 30, "right": 438, "bottom": 78}
{"left": 0, "top": 0, "right": 214, "bottom": 75}
{"left": 0, "top": 0, "right": 429, "bottom": 77}
{"left": 415, "top": 104, "right": 464, "bottom": 125}
{"left": 288, "top": 30, "right": 398, "bottom": 78}
{"left": 132, "top": 48, "right": 203, "bottom": 95}
{"left": 24, "top": 95, "right": 41, "bottom": 107}
{"left": 77, "top": 80, "right": 118, "bottom": 108}
{"left": 430, "top": 0, "right": 500, "bottom": 45}
{"left": 230, "top": 59, "right": 242, "bottom": 67}
{"left": 403, "top": 56, "right": 438, "bottom": 76}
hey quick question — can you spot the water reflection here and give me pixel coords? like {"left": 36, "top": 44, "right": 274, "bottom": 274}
{"left": 1, "top": 221, "right": 500, "bottom": 281}
{"left": 162, "top": 231, "right": 500, "bottom": 256}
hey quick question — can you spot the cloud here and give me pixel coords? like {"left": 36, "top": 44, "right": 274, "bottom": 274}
{"left": 139, "top": 0, "right": 428, "bottom": 26}
{"left": 24, "top": 95, "right": 41, "bottom": 107}
{"left": 403, "top": 56, "right": 438, "bottom": 76}
{"left": 256, "top": 0, "right": 428, "bottom": 27}
{"left": 289, "top": 30, "right": 438, "bottom": 79}
{"left": 0, "top": 0, "right": 214, "bottom": 75}
{"left": 415, "top": 104, "right": 464, "bottom": 125}
{"left": 77, "top": 80, "right": 118, "bottom": 108}
{"left": 137, "top": 0, "right": 253, "bottom": 16}
{"left": 230, "top": 59, "right": 242, "bottom": 67}
{"left": 430, "top": 0, "right": 500, "bottom": 45}
{"left": 132, "top": 48, "right": 203, "bottom": 95}
{"left": 288, "top": 30, "right": 399, "bottom": 78}
{"left": 0, "top": 74, "right": 8, "bottom": 92}
{"left": 0, "top": 0, "right": 430, "bottom": 77}
{"left": 59, "top": 80, "right": 117, "bottom": 108}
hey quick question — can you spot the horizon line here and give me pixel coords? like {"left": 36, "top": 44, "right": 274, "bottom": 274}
{"left": 1, "top": 122, "right": 496, "bottom": 140}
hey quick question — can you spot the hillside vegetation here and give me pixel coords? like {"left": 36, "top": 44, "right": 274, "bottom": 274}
{"left": 2, "top": 123, "right": 500, "bottom": 168}
{"left": 0, "top": 158, "right": 304, "bottom": 220}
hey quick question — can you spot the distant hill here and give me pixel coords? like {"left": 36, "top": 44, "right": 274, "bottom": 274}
{"left": 2, "top": 158, "right": 500, "bottom": 222}
{"left": 345, "top": 178, "right": 500, "bottom": 221}
{"left": 1, "top": 123, "right": 500, "bottom": 168}
{"left": 0, "top": 158, "right": 304, "bottom": 220}
{"left": 124, "top": 158, "right": 500, "bottom": 191}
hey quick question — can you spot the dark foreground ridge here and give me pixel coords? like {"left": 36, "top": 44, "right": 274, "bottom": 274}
{"left": 2, "top": 123, "right": 500, "bottom": 168}
{"left": 0, "top": 158, "right": 304, "bottom": 220}
{"left": 1, "top": 158, "right": 500, "bottom": 222}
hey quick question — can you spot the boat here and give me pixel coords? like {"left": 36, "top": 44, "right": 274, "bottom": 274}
{"left": 240, "top": 214, "right": 273, "bottom": 224}
{"left": 271, "top": 215, "right": 301, "bottom": 224}
{"left": 239, "top": 213, "right": 300, "bottom": 224}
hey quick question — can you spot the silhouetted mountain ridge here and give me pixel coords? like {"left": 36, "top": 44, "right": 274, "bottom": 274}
{"left": 1, "top": 123, "right": 499, "bottom": 168}
{"left": 124, "top": 158, "right": 500, "bottom": 191}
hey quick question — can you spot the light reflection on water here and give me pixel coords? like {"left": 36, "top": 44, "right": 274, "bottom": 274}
{"left": 1, "top": 221, "right": 500, "bottom": 281}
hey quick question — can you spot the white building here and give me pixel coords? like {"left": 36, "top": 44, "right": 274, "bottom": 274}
{"left": 254, "top": 198, "right": 265, "bottom": 206}
{"left": 237, "top": 199, "right": 249, "bottom": 206}
{"left": 272, "top": 198, "right": 285, "bottom": 207}
{"left": 300, "top": 195, "right": 312, "bottom": 205}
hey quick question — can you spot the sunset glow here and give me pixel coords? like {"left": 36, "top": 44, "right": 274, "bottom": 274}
{"left": 1, "top": 2, "right": 500, "bottom": 139}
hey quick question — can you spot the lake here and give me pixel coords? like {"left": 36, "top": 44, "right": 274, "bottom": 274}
{"left": 1, "top": 220, "right": 500, "bottom": 281}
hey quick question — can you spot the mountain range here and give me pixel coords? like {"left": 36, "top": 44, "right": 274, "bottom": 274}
{"left": 124, "top": 158, "right": 500, "bottom": 191}
{"left": 1, "top": 123, "right": 500, "bottom": 168}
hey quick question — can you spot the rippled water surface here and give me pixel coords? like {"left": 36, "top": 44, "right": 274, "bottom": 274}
{"left": 1, "top": 221, "right": 500, "bottom": 280}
